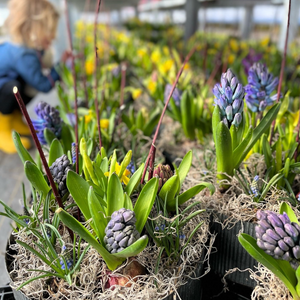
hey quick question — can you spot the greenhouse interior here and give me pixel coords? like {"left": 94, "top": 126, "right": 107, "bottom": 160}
{"left": 0, "top": 0, "right": 300, "bottom": 299}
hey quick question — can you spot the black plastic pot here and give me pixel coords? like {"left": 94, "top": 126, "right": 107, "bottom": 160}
{"left": 163, "top": 255, "right": 205, "bottom": 300}
{"left": 210, "top": 214, "right": 257, "bottom": 289}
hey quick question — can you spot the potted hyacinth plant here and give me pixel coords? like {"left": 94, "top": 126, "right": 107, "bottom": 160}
{"left": 206, "top": 57, "right": 289, "bottom": 292}
{"left": 239, "top": 202, "right": 300, "bottom": 300}
{"left": 3, "top": 42, "right": 215, "bottom": 299}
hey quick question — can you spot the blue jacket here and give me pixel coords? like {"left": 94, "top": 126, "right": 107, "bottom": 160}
{"left": 0, "top": 42, "right": 60, "bottom": 93}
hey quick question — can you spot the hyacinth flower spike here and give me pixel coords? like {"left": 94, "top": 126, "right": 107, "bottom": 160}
{"left": 31, "top": 101, "right": 62, "bottom": 145}
{"left": 57, "top": 148, "right": 159, "bottom": 270}
{"left": 212, "top": 68, "right": 281, "bottom": 189}
{"left": 239, "top": 202, "right": 300, "bottom": 300}
{"left": 245, "top": 62, "right": 279, "bottom": 115}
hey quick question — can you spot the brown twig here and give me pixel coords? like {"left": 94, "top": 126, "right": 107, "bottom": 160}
{"left": 141, "top": 46, "right": 197, "bottom": 184}
{"left": 64, "top": 0, "right": 79, "bottom": 175}
{"left": 94, "top": 0, "right": 103, "bottom": 150}
{"left": 269, "top": 0, "right": 291, "bottom": 146}
{"left": 13, "top": 88, "right": 74, "bottom": 241}
{"left": 206, "top": 50, "right": 222, "bottom": 86}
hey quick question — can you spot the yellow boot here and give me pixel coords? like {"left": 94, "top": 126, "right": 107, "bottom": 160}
{"left": 12, "top": 110, "right": 31, "bottom": 135}
{"left": 0, "top": 113, "right": 31, "bottom": 154}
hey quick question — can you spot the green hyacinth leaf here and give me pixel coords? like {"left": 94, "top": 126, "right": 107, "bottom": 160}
{"left": 261, "top": 134, "right": 272, "bottom": 170}
{"left": 118, "top": 150, "right": 132, "bottom": 180}
{"left": 66, "top": 170, "right": 91, "bottom": 221}
{"left": 230, "top": 124, "right": 238, "bottom": 150}
{"left": 100, "top": 157, "right": 109, "bottom": 173}
{"left": 143, "top": 108, "right": 161, "bottom": 136}
{"left": 109, "top": 151, "right": 117, "bottom": 177}
{"left": 107, "top": 173, "right": 124, "bottom": 216}
{"left": 279, "top": 202, "right": 299, "bottom": 224}
{"left": 88, "top": 187, "right": 107, "bottom": 243}
{"left": 56, "top": 208, "right": 124, "bottom": 271}
{"left": 113, "top": 235, "right": 148, "bottom": 258}
{"left": 60, "top": 123, "right": 73, "bottom": 153}
{"left": 12, "top": 131, "right": 35, "bottom": 165}
{"left": 134, "top": 177, "right": 158, "bottom": 233}
{"left": 178, "top": 182, "right": 215, "bottom": 206}
{"left": 177, "top": 150, "right": 192, "bottom": 188}
{"left": 238, "top": 233, "right": 299, "bottom": 300}
{"left": 169, "top": 97, "right": 182, "bottom": 123}
{"left": 215, "top": 121, "right": 233, "bottom": 180}
{"left": 125, "top": 163, "right": 144, "bottom": 196}
{"left": 48, "top": 139, "right": 64, "bottom": 166}
{"left": 181, "top": 90, "right": 195, "bottom": 140}
{"left": 236, "top": 103, "right": 281, "bottom": 167}
{"left": 232, "top": 126, "right": 253, "bottom": 168}
{"left": 86, "top": 180, "right": 106, "bottom": 204}
{"left": 44, "top": 128, "right": 57, "bottom": 145}
{"left": 93, "top": 164, "right": 108, "bottom": 193}
{"left": 124, "top": 193, "right": 133, "bottom": 211}
{"left": 159, "top": 175, "right": 180, "bottom": 211}
{"left": 275, "top": 140, "right": 283, "bottom": 173}
{"left": 295, "top": 266, "right": 300, "bottom": 298}
{"left": 24, "top": 161, "right": 51, "bottom": 199}
{"left": 136, "top": 110, "right": 145, "bottom": 130}
{"left": 212, "top": 105, "right": 222, "bottom": 143}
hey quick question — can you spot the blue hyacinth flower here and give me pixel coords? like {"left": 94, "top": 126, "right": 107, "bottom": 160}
{"left": 32, "top": 101, "right": 62, "bottom": 145}
{"left": 164, "top": 83, "right": 182, "bottom": 107}
{"left": 213, "top": 68, "right": 245, "bottom": 128}
{"left": 245, "top": 62, "right": 279, "bottom": 113}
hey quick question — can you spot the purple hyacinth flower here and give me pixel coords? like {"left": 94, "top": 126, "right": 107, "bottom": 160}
{"left": 256, "top": 209, "right": 300, "bottom": 269}
{"left": 242, "top": 49, "right": 263, "bottom": 75}
{"left": 164, "top": 83, "right": 182, "bottom": 107}
{"left": 245, "top": 62, "right": 280, "bottom": 113}
{"left": 32, "top": 101, "right": 62, "bottom": 145}
{"left": 213, "top": 68, "right": 245, "bottom": 128}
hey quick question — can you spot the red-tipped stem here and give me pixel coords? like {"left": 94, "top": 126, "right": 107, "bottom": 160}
{"left": 64, "top": 0, "right": 79, "bottom": 174}
{"left": 94, "top": 0, "right": 103, "bottom": 150}
{"left": 141, "top": 46, "right": 197, "bottom": 184}
{"left": 270, "top": 0, "right": 291, "bottom": 145}
{"left": 13, "top": 87, "right": 74, "bottom": 240}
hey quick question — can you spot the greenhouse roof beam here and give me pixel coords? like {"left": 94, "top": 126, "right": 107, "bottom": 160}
{"left": 139, "top": 0, "right": 283, "bottom": 11}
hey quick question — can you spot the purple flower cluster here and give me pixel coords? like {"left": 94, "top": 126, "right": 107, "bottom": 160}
{"left": 256, "top": 209, "right": 300, "bottom": 269}
{"left": 60, "top": 244, "right": 73, "bottom": 270}
{"left": 242, "top": 49, "right": 263, "bottom": 75}
{"left": 245, "top": 62, "right": 279, "bottom": 112}
{"left": 32, "top": 101, "right": 62, "bottom": 145}
{"left": 71, "top": 142, "right": 76, "bottom": 164}
{"left": 164, "top": 83, "right": 182, "bottom": 107}
{"left": 213, "top": 69, "right": 245, "bottom": 128}
{"left": 126, "top": 160, "right": 135, "bottom": 174}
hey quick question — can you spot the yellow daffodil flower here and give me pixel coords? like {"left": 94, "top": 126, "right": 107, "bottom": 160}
{"left": 260, "top": 37, "right": 270, "bottom": 47}
{"left": 240, "top": 41, "right": 248, "bottom": 50}
{"left": 184, "top": 63, "right": 190, "bottom": 70}
{"left": 84, "top": 110, "right": 93, "bottom": 124}
{"left": 100, "top": 119, "right": 109, "bottom": 129}
{"left": 137, "top": 48, "right": 147, "bottom": 58}
{"left": 228, "top": 54, "right": 235, "bottom": 65}
{"left": 132, "top": 88, "right": 143, "bottom": 100}
{"left": 159, "top": 59, "right": 174, "bottom": 75}
{"left": 85, "top": 59, "right": 94, "bottom": 76}
{"left": 163, "top": 46, "right": 169, "bottom": 56}
{"left": 104, "top": 162, "right": 131, "bottom": 185}
{"left": 151, "top": 50, "right": 161, "bottom": 64}
{"left": 290, "top": 110, "right": 300, "bottom": 128}
{"left": 229, "top": 39, "right": 239, "bottom": 53}
{"left": 147, "top": 81, "right": 157, "bottom": 94}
